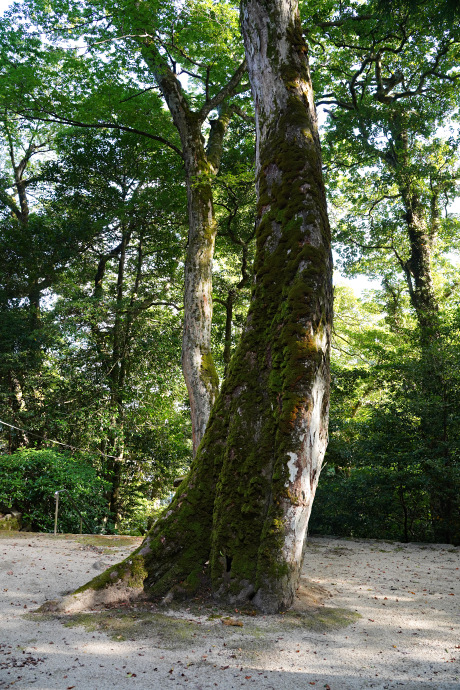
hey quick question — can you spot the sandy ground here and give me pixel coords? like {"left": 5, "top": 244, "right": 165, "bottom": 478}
{"left": 0, "top": 532, "right": 459, "bottom": 690}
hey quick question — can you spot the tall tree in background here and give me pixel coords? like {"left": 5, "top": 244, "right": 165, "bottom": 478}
{"left": 303, "top": 0, "right": 460, "bottom": 543}
{"left": 43, "top": 126, "right": 189, "bottom": 526}
{"left": 0, "top": 114, "right": 93, "bottom": 447}
{"left": 304, "top": 0, "right": 460, "bottom": 341}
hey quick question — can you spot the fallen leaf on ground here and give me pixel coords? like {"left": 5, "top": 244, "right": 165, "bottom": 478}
{"left": 222, "top": 618, "right": 243, "bottom": 627}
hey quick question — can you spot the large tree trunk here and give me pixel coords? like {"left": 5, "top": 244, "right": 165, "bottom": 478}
{"left": 208, "top": 0, "right": 333, "bottom": 612}
{"left": 66, "top": 0, "right": 332, "bottom": 615}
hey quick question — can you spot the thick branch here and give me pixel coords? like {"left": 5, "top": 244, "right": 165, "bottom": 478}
{"left": 0, "top": 188, "right": 21, "bottom": 219}
{"left": 206, "top": 104, "right": 233, "bottom": 173}
{"left": 94, "top": 241, "right": 124, "bottom": 294}
{"left": 140, "top": 41, "right": 193, "bottom": 145}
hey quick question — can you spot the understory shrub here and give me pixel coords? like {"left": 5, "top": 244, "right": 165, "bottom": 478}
{"left": 0, "top": 448, "right": 109, "bottom": 533}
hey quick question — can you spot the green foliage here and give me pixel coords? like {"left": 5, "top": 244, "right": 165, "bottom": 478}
{"left": 116, "top": 496, "right": 163, "bottom": 536}
{"left": 0, "top": 0, "right": 255, "bottom": 533}
{"left": 0, "top": 449, "right": 109, "bottom": 533}
{"left": 311, "top": 466, "right": 432, "bottom": 542}
{"left": 304, "top": 0, "right": 460, "bottom": 332}
{"left": 311, "top": 292, "right": 460, "bottom": 544}
{"left": 0, "top": 119, "right": 192, "bottom": 528}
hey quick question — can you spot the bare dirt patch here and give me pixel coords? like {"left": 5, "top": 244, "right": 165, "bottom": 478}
{"left": 0, "top": 532, "right": 458, "bottom": 689}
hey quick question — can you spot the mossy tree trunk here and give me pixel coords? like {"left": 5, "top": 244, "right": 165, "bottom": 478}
{"left": 401, "top": 190, "right": 439, "bottom": 336}
{"left": 207, "top": 0, "right": 332, "bottom": 612}
{"left": 390, "top": 126, "right": 440, "bottom": 341}
{"left": 78, "top": 0, "right": 332, "bottom": 614}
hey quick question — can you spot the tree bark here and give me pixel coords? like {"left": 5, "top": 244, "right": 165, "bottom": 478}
{"left": 208, "top": 0, "right": 333, "bottom": 612}
{"left": 181, "top": 129, "right": 220, "bottom": 456}
{"left": 401, "top": 191, "right": 439, "bottom": 336}
{"left": 69, "top": 0, "right": 332, "bottom": 615}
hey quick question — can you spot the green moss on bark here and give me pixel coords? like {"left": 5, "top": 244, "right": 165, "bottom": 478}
{"left": 200, "top": 350, "right": 220, "bottom": 396}
{"left": 206, "top": 1, "right": 332, "bottom": 611}
{"left": 74, "top": 552, "right": 148, "bottom": 594}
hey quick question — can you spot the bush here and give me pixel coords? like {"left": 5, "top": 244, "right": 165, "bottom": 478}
{"left": 310, "top": 465, "right": 433, "bottom": 542}
{"left": 0, "top": 449, "right": 110, "bottom": 533}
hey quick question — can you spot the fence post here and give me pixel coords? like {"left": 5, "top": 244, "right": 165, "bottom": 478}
{"left": 54, "top": 491, "right": 59, "bottom": 536}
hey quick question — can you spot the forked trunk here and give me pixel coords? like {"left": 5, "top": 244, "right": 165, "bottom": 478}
{"left": 67, "top": 0, "right": 332, "bottom": 615}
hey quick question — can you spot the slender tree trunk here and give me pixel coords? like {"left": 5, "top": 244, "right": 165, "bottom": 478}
{"left": 69, "top": 0, "right": 332, "bottom": 614}
{"left": 142, "top": 48, "right": 239, "bottom": 454}
{"left": 182, "top": 129, "right": 220, "bottom": 455}
{"left": 106, "top": 227, "right": 132, "bottom": 526}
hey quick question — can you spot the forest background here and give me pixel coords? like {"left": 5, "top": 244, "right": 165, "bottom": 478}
{"left": 0, "top": 0, "right": 459, "bottom": 545}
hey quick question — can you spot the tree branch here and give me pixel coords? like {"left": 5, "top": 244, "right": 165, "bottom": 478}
{"left": 367, "top": 193, "right": 401, "bottom": 215}
{"left": 0, "top": 188, "right": 21, "bottom": 219}
{"left": 198, "top": 59, "right": 247, "bottom": 123}
{"left": 17, "top": 110, "right": 184, "bottom": 159}
{"left": 230, "top": 103, "right": 255, "bottom": 123}
{"left": 119, "top": 86, "right": 159, "bottom": 103}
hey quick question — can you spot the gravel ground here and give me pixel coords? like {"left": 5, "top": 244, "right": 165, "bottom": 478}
{"left": 0, "top": 532, "right": 459, "bottom": 690}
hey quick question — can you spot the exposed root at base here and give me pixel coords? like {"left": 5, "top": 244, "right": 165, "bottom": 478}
{"left": 37, "top": 575, "right": 335, "bottom": 618}
{"left": 38, "top": 584, "right": 147, "bottom": 614}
